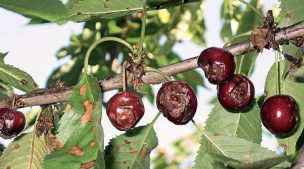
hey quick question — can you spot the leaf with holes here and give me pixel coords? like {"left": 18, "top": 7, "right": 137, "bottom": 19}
{"left": 0, "top": 132, "right": 48, "bottom": 169}
{"left": 265, "top": 60, "right": 304, "bottom": 154}
{"left": 105, "top": 125, "right": 158, "bottom": 169}
{"left": 43, "top": 74, "right": 104, "bottom": 169}
{"left": 205, "top": 100, "right": 262, "bottom": 143}
{"left": 0, "top": 62, "right": 37, "bottom": 92}
{"left": 193, "top": 131, "right": 290, "bottom": 169}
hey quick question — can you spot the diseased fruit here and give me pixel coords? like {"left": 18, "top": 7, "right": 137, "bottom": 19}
{"left": 156, "top": 80, "right": 197, "bottom": 125}
{"left": 198, "top": 47, "right": 235, "bottom": 84}
{"left": 261, "top": 95, "right": 298, "bottom": 137}
{"left": 0, "top": 108, "right": 26, "bottom": 139}
{"left": 106, "top": 91, "right": 144, "bottom": 131}
{"left": 217, "top": 74, "right": 255, "bottom": 110}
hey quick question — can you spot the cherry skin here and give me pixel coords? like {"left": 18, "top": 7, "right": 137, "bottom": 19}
{"left": 217, "top": 74, "right": 255, "bottom": 111}
{"left": 261, "top": 95, "right": 298, "bottom": 137}
{"left": 156, "top": 80, "right": 197, "bottom": 125}
{"left": 106, "top": 91, "right": 144, "bottom": 131}
{"left": 198, "top": 47, "right": 235, "bottom": 84}
{"left": 0, "top": 108, "right": 26, "bottom": 139}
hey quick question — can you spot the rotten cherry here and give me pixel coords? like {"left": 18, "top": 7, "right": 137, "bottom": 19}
{"left": 198, "top": 47, "right": 235, "bottom": 84}
{"left": 0, "top": 108, "right": 26, "bottom": 139}
{"left": 156, "top": 80, "right": 197, "bottom": 125}
{"left": 106, "top": 91, "right": 144, "bottom": 131}
{"left": 261, "top": 95, "right": 298, "bottom": 137}
{"left": 217, "top": 74, "right": 255, "bottom": 111}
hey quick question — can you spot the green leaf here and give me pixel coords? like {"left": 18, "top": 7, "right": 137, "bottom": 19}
{"left": 194, "top": 131, "right": 289, "bottom": 169}
{"left": 175, "top": 70, "right": 205, "bottom": 93}
{"left": 281, "top": 44, "right": 303, "bottom": 79}
{"left": 0, "top": 80, "right": 13, "bottom": 99}
{"left": 0, "top": 52, "right": 8, "bottom": 63}
{"left": 0, "top": 132, "right": 49, "bottom": 169}
{"left": 265, "top": 60, "right": 304, "bottom": 154}
{"left": 0, "top": 0, "right": 67, "bottom": 23}
{"left": 205, "top": 100, "right": 262, "bottom": 143}
{"left": 105, "top": 125, "right": 158, "bottom": 169}
{"left": 43, "top": 74, "right": 105, "bottom": 169}
{"left": 278, "top": 0, "right": 304, "bottom": 27}
{"left": 0, "top": 62, "right": 37, "bottom": 92}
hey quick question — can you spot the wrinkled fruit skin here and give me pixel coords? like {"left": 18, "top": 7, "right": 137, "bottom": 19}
{"left": 218, "top": 74, "right": 255, "bottom": 111}
{"left": 106, "top": 91, "right": 144, "bottom": 131}
{"left": 198, "top": 47, "right": 235, "bottom": 84}
{"left": 156, "top": 80, "right": 197, "bottom": 125}
{"left": 0, "top": 108, "right": 26, "bottom": 139}
{"left": 261, "top": 95, "right": 298, "bottom": 137}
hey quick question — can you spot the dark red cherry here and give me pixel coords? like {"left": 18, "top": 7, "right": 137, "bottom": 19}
{"left": 198, "top": 47, "right": 235, "bottom": 84}
{"left": 156, "top": 80, "right": 197, "bottom": 125}
{"left": 0, "top": 108, "right": 26, "bottom": 139}
{"left": 218, "top": 74, "right": 255, "bottom": 110}
{"left": 106, "top": 91, "right": 144, "bottom": 131}
{"left": 261, "top": 95, "right": 298, "bottom": 137}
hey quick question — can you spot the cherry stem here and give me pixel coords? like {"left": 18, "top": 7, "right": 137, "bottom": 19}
{"left": 137, "top": 1, "right": 147, "bottom": 56}
{"left": 84, "top": 37, "right": 133, "bottom": 75}
{"left": 238, "top": 0, "right": 264, "bottom": 19}
{"left": 151, "top": 112, "right": 161, "bottom": 126}
{"left": 191, "top": 119, "right": 204, "bottom": 134}
{"left": 275, "top": 51, "right": 281, "bottom": 95}
{"left": 144, "top": 66, "right": 171, "bottom": 82}
{"left": 122, "top": 61, "right": 128, "bottom": 92}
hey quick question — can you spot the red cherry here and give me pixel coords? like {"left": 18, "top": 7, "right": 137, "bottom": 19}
{"left": 261, "top": 95, "right": 298, "bottom": 137}
{"left": 198, "top": 47, "right": 235, "bottom": 84}
{"left": 156, "top": 80, "right": 197, "bottom": 125}
{"left": 106, "top": 91, "right": 144, "bottom": 131}
{"left": 0, "top": 108, "right": 26, "bottom": 139}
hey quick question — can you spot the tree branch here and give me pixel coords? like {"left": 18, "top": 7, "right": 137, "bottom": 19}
{"left": 0, "top": 21, "right": 304, "bottom": 109}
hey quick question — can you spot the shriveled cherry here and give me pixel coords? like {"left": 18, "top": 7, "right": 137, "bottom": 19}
{"left": 0, "top": 108, "right": 26, "bottom": 139}
{"left": 218, "top": 74, "right": 255, "bottom": 111}
{"left": 156, "top": 80, "right": 197, "bottom": 125}
{"left": 198, "top": 47, "right": 235, "bottom": 84}
{"left": 261, "top": 95, "right": 298, "bottom": 137}
{"left": 106, "top": 91, "right": 144, "bottom": 131}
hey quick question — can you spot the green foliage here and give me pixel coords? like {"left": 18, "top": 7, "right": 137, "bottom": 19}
{"left": 105, "top": 125, "right": 158, "bottom": 169}
{"left": 265, "top": 60, "right": 304, "bottom": 155}
{"left": 43, "top": 74, "right": 104, "bottom": 169}
{"left": 0, "top": 132, "right": 49, "bottom": 169}
{"left": 205, "top": 101, "right": 262, "bottom": 143}
{"left": 278, "top": 0, "right": 304, "bottom": 27}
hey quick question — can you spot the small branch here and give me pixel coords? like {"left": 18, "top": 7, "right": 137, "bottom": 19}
{"left": 0, "top": 21, "right": 304, "bottom": 109}
{"left": 291, "top": 145, "right": 304, "bottom": 169}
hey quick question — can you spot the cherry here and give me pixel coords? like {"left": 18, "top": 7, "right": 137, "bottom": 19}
{"left": 197, "top": 47, "right": 235, "bottom": 84}
{"left": 217, "top": 74, "right": 255, "bottom": 111}
{"left": 261, "top": 95, "right": 298, "bottom": 137}
{"left": 156, "top": 80, "right": 197, "bottom": 125}
{"left": 106, "top": 91, "right": 144, "bottom": 131}
{"left": 0, "top": 108, "right": 26, "bottom": 139}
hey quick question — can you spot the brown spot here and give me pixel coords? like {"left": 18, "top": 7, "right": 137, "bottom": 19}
{"left": 129, "top": 148, "right": 137, "bottom": 154}
{"left": 140, "top": 146, "right": 149, "bottom": 158}
{"left": 116, "top": 146, "right": 121, "bottom": 153}
{"left": 79, "top": 84, "right": 87, "bottom": 96}
{"left": 243, "top": 152, "right": 252, "bottom": 162}
{"left": 280, "top": 144, "right": 288, "bottom": 151}
{"left": 20, "top": 79, "right": 28, "bottom": 85}
{"left": 89, "top": 141, "right": 96, "bottom": 147}
{"left": 81, "top": 161, "right": 95, "bottom": 169}
{"left": 69, "top": 146, "right": 84, "bottom": 156}
{"left": 80, "top": 100, "right": 93, "bottom": 123}
{"left": 111, "top": 156, "right": 115, "bottom": 162}
{"left": 14, "top": 144, "right": 20, "bottom": 148}
{"left": 57, "top": 141, "right": 65, "bottom": 148}
{"left": 123, "top": 161, "right": 127, "bottom": 164}
{"left": 126, "top": 7, "right": 131, "bottom": 11}
{"left": 250, "top": 27, "right": 269, "bottom": 52}
{"left": 285, "top": 13, "right": 291, "bottom": 19}
{"left": 77, "top": 12, "right": 82, "bottom": 15}
{"left": 65, "top": 104, "right": 72, "bottom": 111}
{"left": 124, "top": 139, "right": 132, "bottom": 144}
{"left": 6, "top": 166, "right": 11, "bottom": 169}
{"left": 91, "top": 126, "right": 96, "bottom": 132}
{"left": 213, "top": 132, "right": 220, "bottom": 137}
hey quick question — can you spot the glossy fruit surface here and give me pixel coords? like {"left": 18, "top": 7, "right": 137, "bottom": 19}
{"left": 106, "top": 91, "right": 144, "bottom": 131}
{"left": 0, "top": 108, "right": 26, "bottom": 139}
{"left": 156, "top": 80, "right": 197, "bottom": 125}
{"left": 198, "top": 47, "right": 235, "bottom": 84}
{"left": 261, "top": 95, "right": 298, "bottom": 137}
{"left": 218, "top": 74, "right": 255, "bottom": 110}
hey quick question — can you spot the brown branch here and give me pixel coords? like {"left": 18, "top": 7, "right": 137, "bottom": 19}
{"left": 1, "top": 21, "right": 304, "bottom": 109}
{"left": 291, "top": 144, "right": 304, "bottom": 169}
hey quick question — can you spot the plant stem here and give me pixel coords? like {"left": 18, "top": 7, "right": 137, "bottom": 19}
{"left": 238, "top": 0, "right": 264, "bottom": 19}
{"left": 275, "top": 51, "right": 281, "bottom": 95}
{"left": 145, "top": 66, "right": 171, "bottom": 81}
{"left": 84, "top": 37, "right": 133, "bottom": 74}
{"left": 191, "top": 119, "right": 204, "bottom": 134}
{"left": 138, "top": 1, "right": 147, "bottom": 56}
{"left": 151, "top": 112, "right": 161, "bottom": 126}
{"left": 122, "top": 61, "right": 128, "bottom": 92}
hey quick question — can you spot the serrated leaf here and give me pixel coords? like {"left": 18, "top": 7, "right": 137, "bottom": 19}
{"left": 194, "top": 131, "right": 289, "bottom": 169}
{"left": 105, "top": 125, "right": 158, "bottom": 169}
{"left": 0, "top": 0, "right": 67, "bottom": 23}
{"left": 0, "top": 80, "right": 13, "bottom": 99}
{"left": 43, "top": 74, "right": 105, "bottom": 169}
{"left": 265, "top": 60, "right": 304, "bottom": 154}
{"left": 278, "top": 0, "right": 304, "bottom": 27}
{"left": 0, "top": 62, "right": 36, "bottom": 92}
{"left": 0, "top": 132, "right": 48, "bottom": 169}
{"left": 205, "top": 100, "right": 262, "bottom": 143}
{"left": 0, "top": 52, "right": 8, "bottom": 63}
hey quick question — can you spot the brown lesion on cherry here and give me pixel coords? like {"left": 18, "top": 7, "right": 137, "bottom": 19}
{"left": 80, "top": 100, "right": 93, "bottom": 123}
